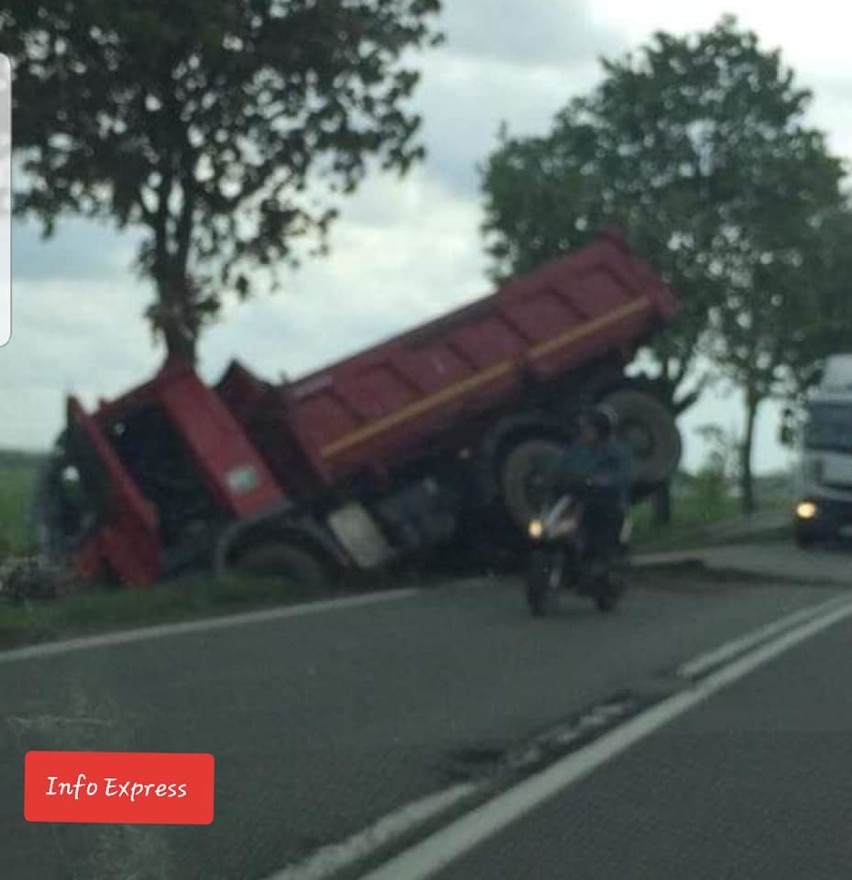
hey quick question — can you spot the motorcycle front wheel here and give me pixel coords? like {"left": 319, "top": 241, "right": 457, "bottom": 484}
{"left": 526, "top": 547, "right": 563, "bottom": 617}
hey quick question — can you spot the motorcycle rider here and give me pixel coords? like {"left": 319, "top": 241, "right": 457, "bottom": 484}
{"left": 552, "top": 404, "right": 634, "bottom": 564}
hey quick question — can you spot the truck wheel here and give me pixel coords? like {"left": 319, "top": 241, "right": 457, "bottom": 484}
{"left": 601, "top": 389, "right": 682, "bottom": 485}
{"left": 499, "top": 438, "right": 569, "bottom": 528}
{"left": 234, "top": 542, "right": 331, "bottom": 591}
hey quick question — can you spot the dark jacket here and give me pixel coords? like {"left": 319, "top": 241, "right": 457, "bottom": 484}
{"left": 551, "top": 440, "right": 634, "bottom": 507}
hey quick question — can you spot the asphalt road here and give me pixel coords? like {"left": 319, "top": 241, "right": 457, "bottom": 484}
{"left": 434, "top": 605, "right": 852, "bottom": 880}
{"left": 0, "top": 560, "right": 847, "bottom": 879}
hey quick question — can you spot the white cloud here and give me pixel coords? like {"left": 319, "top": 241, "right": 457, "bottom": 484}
{"left": 413, "top": 52, "right": 603, "bottom": 197}
{"left": 616, "top": 0, "right": 852, "bottom": 74}
{"left": 3, "top": 274, "right": 158, "bottom": 447}
{"left": 200, "top": 170, "right": 488, "bottom": 381}
{"left": 440, "top": 0, "right": 623, "bottom": 66}
{"left": 807, "top": 82, "right": 852, "bottom": 160}
{"left": 13, "top": 217, "right": 143, "bottom": 282}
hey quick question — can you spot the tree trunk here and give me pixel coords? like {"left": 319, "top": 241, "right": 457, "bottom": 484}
{"left": 162, "top": 321, "right": 197, "bottom": 364}
{"left": 739, "top": 393, "right": 760, "bottom": 514}
{"left": 155, "top": 270, "right": 199, "bottom": 365}
{"left": 652, "top": 482, "right": 672, "bottom": 527}
{"left": 653, "top": 376, "right": 693, "bottom": 528}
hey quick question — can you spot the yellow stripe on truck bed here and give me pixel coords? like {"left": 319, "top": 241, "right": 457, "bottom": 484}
{"left": 319, "top": 297, "right": 651, "bottom": 459}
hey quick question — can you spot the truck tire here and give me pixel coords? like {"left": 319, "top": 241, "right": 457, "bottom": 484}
{"left": 600, "top": 389, "right": 681, "bottom": 485}
{"left": 499, "top": 438, "right": 570, "bottom": 528}
{"left": 234, "top": 542, "right": 331, "bottom": 591}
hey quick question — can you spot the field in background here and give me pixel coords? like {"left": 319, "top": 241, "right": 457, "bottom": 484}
{"left": 632, "top": 470, "right": 792, "bottom": 550}
{"left": 0, "top": 451, "right": 43, "bottom": 555}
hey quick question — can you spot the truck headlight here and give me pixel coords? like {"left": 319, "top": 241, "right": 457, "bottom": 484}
{"left": 528, "top": 519, "right": 544, "bottom": 540}
{"left": 796, "top": 501, "right": 818, "bottom": 520}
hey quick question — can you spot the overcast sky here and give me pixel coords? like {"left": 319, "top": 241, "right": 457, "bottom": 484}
{"left": 5, "top": 0, "right": 852, "bottom": 475}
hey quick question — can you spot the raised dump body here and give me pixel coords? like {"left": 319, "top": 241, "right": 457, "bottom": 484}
{"left": 218, "top": 231, "right": 678, "bottom": 491}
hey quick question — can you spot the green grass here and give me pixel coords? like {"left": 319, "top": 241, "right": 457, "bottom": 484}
{"left": 632, "top": 490, "right": 791, "bottom": 552}
{"left": 632, "top": 494, "right": 739, "bottom": 543}
{"left": 0, "top": 572, "right": 358, "bottom": 651}
{"left": 0, "top": 457, "right": 41, "bottom": 556}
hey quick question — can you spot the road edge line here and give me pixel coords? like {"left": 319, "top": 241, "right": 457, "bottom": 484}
{"left": 0, "top": 589, "right": 421, "bottom": 665}
{"left": 265, "top": 783, "right": 478, "bottom": 880}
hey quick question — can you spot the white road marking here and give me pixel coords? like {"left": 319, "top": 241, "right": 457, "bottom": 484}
{"left": 359, "top": 595, "right": 852, "bottom": 880}
{"left": 0, "top": 589, "right": 420, "bottom": 665}
{"left": 677, "top": 593, "right": 849, "bottom": 678}
{"left": 264, "top": 784, "right": 477, "bottom": 880}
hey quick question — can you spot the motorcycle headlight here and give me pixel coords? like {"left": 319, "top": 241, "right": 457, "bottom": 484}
{"left": 528, "top": 519, "right": 544, "bottom": 540}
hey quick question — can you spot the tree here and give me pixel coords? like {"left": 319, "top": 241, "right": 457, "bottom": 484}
{"left": 782, "top": 204, "right": 852, "bottom": 401}
{"left": 704, "top": 201, "right": 851, "bottom": 512}
{"left": 480, "top": 15, "right": 847, "bottom": 516}
{"left": 2, "top": 0, "right": 442, "bottom": 361}
{"left": 776, "top": 203, "right": 852, "bottom": 453}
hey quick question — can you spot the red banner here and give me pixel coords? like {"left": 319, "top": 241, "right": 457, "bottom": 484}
{"left": 24, "top": 751, "right": 215, "bottom": 824}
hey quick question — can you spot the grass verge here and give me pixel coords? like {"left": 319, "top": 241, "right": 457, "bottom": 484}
{"left": 0, "top": 457, "right": 40, "bottom": 556}
{"left": 632, "top": 494, "right": 791, "bottom": 553}
{"left": 0, "top": 573, "right": 368, "bottom": 652}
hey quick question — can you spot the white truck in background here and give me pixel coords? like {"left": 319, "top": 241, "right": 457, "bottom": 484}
{"left": 792, "top": 354, "right": 852, "bottom": 547}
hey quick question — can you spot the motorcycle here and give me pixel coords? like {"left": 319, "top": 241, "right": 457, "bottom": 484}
{"left": 524, "top": 484, "right": 631, "bottom": 617}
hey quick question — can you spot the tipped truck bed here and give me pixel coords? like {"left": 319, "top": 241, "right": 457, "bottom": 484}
{"left": 218, "top": 231, "right": 678, "bottom": 491}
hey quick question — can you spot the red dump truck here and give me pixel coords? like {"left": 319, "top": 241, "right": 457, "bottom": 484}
{"left": 35, "top": 231, "right": 681, "bottom": 588}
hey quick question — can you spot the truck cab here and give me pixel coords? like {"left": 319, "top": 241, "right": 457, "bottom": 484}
{"left": 34, "top": 362, "right": 291, "bottom": 585}
{"left": 793, "top": 355, "right": 852, "bottom": 546}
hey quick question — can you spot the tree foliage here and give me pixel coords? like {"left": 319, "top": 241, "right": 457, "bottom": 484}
{"left": 1, "top": 0, "right": 443, "bottom": 360}
{"left": 481, "top": 16, "right": 848, "bottom": 512}
{"left": 781, "top": 205, "right": 852, "bottom": 400}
